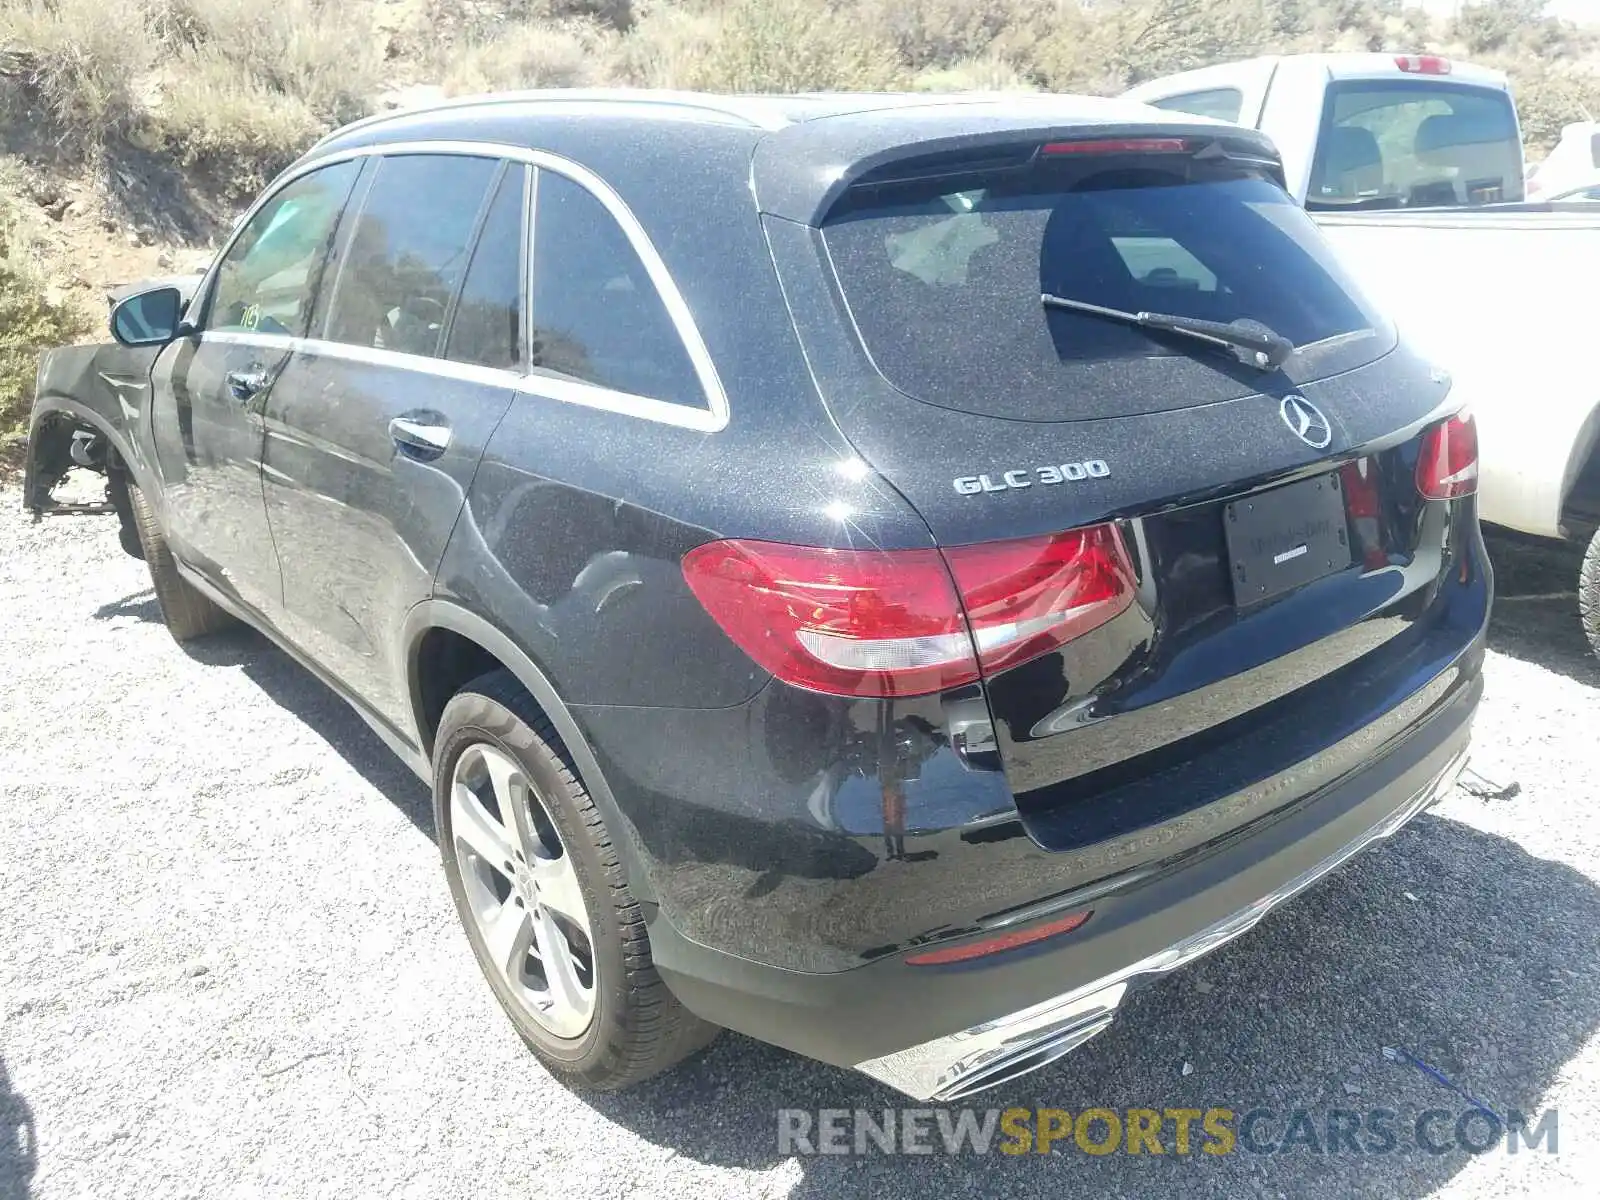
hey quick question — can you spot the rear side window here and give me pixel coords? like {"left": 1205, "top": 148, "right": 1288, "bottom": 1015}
{"left": 322, "top": 154, "right": 499, "bottom": 356}
{"left": 207, "top": 161, "right": 361, "bottom": 337}
{"left": 445, "top": 166, "right": 526, "bottom": 371}
{"left": 823, "top": 153, "right": 1394, "bottom": 422}
{"left": 1149, "top": 89, "right": 1244, "bottom": 123}
{"left": 529, "top": 171, "right": 705, "bottom": 409}
{"left": 1308, "top": 82, "right": 1522, "bottom": 209}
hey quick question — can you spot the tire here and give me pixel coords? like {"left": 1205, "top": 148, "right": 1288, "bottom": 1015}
{"left": 433, "top": 669, "right": 719, "bottom": 1090}
{"left": 126, "top": 481, "right": 235, "bottom": 642}
{"left": 1581, "top": 526, "right": 1600, "bottom": 662}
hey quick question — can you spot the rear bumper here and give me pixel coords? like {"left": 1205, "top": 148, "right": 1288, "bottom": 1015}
{"left": 650, "top": 667, "right": 1479, "bottom": 1094}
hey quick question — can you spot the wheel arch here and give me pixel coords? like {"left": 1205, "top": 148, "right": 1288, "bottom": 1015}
{"left": 401, "top": 599, "right": 658, "bottom": 903}
{"left": 1559, "top": 400, "right": 1600, "bottom": 542}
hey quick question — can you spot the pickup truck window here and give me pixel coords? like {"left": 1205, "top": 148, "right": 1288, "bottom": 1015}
{"left": 824, "top": 157, "right": 1394, "bottom": 422}
{"left": 1148, "top": 88, "right": 1244, "bottom": 124}
{"left": 1308, "top": 82, "right": 1522, "bottom": 210}
{"left": 206, "top": 161, "right": 362, "bottom": 338}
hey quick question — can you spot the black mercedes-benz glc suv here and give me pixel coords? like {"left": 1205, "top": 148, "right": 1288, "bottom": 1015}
{"left": 26, "top": 90, "right": 1488, "bottom": 1101}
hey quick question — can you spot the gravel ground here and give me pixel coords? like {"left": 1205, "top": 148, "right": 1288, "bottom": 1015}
{"left": 3, "top": 486, "right": 1600, "bottom": 1200}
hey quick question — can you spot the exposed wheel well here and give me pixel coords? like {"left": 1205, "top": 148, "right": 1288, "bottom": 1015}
{"left": 413, "top": 627, "right": 519, "bottom": 757}
{"left": 1563, "top": 444, "right": 1600, "bottom": 544}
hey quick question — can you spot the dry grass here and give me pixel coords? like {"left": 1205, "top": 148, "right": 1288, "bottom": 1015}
{"left": 0, "top": 204, "right": 90, "bottom": 444}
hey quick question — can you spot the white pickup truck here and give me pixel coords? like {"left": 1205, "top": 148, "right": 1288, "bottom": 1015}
{"left": 1125, "top": 53, "right": 1600, "bottom": 659}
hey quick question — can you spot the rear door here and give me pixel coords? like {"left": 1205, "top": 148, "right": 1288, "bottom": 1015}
{"left": 777, "top": 136, "right": 1480, "bottom": 856}
{"left": 259, "top": 153, "right": 525, "bottom": 734}
{"left": 150, "top": 160, "right": 363, "bottom": 618}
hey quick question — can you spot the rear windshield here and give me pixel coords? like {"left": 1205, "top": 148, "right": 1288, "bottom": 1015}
{"left": 1308, "top": 81, "right": 1522, "bottom": 210}
{"left": 822, "top": 154, "right": 1394, "bottom": 422}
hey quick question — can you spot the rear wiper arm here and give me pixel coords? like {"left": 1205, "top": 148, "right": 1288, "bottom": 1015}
{"left": 1041, "top": 293, "right": 1295, "bottom": 370}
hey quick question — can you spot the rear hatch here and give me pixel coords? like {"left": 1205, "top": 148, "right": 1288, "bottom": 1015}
{"left": 769, "top": 127, "right": 1487, "bottom": 856}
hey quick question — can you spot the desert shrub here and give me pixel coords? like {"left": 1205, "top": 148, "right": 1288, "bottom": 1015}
{"left": 141, "top": 50, "right": 326, "bottom": 199}
{"left": 436, "top": 20, "right": 616, "bottom": 95}
{"left": 860, "top": 0, "right": 1060, "bottom": 72}
{"left": 0, "top": 208, "right": 90, "bottom": 443}
{"left": 626, "top": 0, "right": 905, "bottom": 92}
{"left": 912, "top": 53, "right": 1040, "bottom": 92}
{"left": 0, "top": 0, "right": 156, "bottom": 144}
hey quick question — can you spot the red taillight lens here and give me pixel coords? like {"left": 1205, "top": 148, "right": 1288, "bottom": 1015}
{"left": 1395, "top": 54, "right": 1451, "bottom": 75}
{"left": 1416, "top": 411, "right": 1479, "bottom": 500}
{"left": 944, "top": 525, "right": 1136, "bottom": 678}
{"left": 681, "top": 525, "right": 1135, "bottom": 699}
{"left": 1042, "top": 137, "right": 1190, "bottom": 156}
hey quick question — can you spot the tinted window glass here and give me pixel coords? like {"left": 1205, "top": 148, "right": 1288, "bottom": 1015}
{"left": 208, "top": 161, "right": 360, "bottom": 336}
{"left": 445, "top": 166, "right": 525, "bottom": 371}
{"left": 529, "top": 171, "right": 704, "bottom": 408}
{"left": 323, "top": 155, "right": 498, "bottom": 356}
{"left": 823, "top": 158, "right": 1393, "bottom": 422}
{"left": 1150, "top": 88, "right": 1243, "bottom": 123}
{"left": 1308, "top": 82, "right": 1522, "bottom": 210}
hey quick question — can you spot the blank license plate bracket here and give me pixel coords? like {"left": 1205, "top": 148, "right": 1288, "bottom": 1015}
{"left": 1225, "top": 472, "right": 1352, "bottom": 606}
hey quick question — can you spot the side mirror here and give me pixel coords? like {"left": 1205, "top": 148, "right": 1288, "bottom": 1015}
{"left": 110, "top": 286, "right": 187, "bottom": 347}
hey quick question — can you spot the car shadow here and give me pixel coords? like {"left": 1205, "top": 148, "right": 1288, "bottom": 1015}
{"left": 579, "top": 813, "right": 1600, "bottom": 1197}
{"left": 0, "top": 1057, "right": 35, "bottom": 1200}
{"left": 91, "top": 591, "right": 434, "bottom": 836}
{"left": 1482, "top": 530, "right": 1599, "bottom": 687}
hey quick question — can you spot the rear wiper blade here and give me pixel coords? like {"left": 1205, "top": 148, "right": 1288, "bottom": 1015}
{"left": 1040, "top": 293, "right": 1295, "bottom": 370}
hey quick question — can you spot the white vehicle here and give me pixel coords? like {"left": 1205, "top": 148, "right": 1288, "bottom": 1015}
{"left": 1126, "top": 53, "right": 1600, "bottom": 660}
{"left": 1528, "top": 120, "right": 1600, "bottom": 200}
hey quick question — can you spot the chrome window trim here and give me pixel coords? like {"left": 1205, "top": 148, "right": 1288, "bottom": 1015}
{"left": 195, "top": 139, "right": 731, "bottom": 434}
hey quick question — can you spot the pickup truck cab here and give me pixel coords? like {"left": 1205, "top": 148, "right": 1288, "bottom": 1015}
{"left": 1126, "top": 53, "right": 1600, "bottom": 660}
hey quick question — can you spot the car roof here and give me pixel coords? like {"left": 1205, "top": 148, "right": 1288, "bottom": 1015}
{"left": 304, "top": 89, "right": 1278, "bottom": 225}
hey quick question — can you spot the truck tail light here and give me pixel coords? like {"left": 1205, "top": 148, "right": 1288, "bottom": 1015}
{"left": 1395, "top": 55, "right": 1452, "bottom": 75}
{"left": 1416, "top": 411, "right": 1479, "bottom": 500}
{"left": 681, "top": 525, "right": 1135, "bottom": 698}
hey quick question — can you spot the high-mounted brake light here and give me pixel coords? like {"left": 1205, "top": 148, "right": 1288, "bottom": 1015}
{"left": 681, "top": 525, "right": 1136, "bottom": 699}
{"left": 1416, "top": 411, "right": 1479, "bottom": 500}
{"left": 1042, "top": 138, "right": 1190, "bottom": 156}
{"left": 1395, "top": 55, "right": 1451, "bottom": 75}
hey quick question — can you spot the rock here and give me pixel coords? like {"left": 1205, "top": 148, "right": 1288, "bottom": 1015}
{"left": 1195, "top": 980, "right": 1213, "bottom": 994}
{"left": 1181, "top": 1060, "right": 1194, "bottom": 1076}
{"left": 157, "top": 250, "right": 175, "bottom": 270}
{"left": 1342, "top": 1080, "right": 1361, "bottom": 1095}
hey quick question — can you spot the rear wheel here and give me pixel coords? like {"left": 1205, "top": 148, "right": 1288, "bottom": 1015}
{"left": 126, "top": 481, "right": 235, "bottom": 642}
{"left": 1580, "top": 527, "right": 1600, "bottom": 662}
{"left": 433, "top": 670, "right": 718, "bottom": 1089}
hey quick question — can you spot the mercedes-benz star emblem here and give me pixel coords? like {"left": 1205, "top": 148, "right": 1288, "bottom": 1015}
{"left": 1279, "top": 394, "right": 1332, "bottom": 449}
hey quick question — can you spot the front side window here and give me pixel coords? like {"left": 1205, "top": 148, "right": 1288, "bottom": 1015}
{"left": 322, "top": 154, "right": 499, "bottom": 357}
{"left": 1308, "top": 82, "right": 1522, "bottom": 210}
{"left": 529, "top": 171, "right": 705, "bottom": 409}
{"left": 206, "top": 161, "right": 362, "bottom": 337}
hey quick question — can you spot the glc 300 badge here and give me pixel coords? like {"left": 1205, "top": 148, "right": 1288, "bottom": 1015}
{"left": 953, "top": 459, "right": 1110, "bottom": 495}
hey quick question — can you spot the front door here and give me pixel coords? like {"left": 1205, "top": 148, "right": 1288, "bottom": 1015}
{"left": 261, "top": 153, "right": 525, "bottom": 734}
{"left": 149, "top": 159, "right": 364, "bottom": 620}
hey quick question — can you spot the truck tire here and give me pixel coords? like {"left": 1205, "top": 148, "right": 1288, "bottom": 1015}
{"left": 126, "top": 481, "right": 236, "bottom": 642}
{"left": 1582, "top": 527, "right": 1600, "bottom": 662}
{"left": 433, "top": 669, "right": 720, "bottom": 1090}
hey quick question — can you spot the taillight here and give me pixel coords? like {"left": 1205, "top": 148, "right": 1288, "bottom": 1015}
{"left": 1395, "top": 54, "right": 1452, "bottom": 75}
{"left": 681, "top": 525, "right": 1135, "bottom": 699}
{"left": 1416, "top": 411, "right": 1479, "bottom": 500}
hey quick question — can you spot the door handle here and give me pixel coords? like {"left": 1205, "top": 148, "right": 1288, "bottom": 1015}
{"left": 225, "top": 369, "right": 269, "bottom": 401}
{"left": 389, "top": 415, "right": 452, "bottom": 457}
